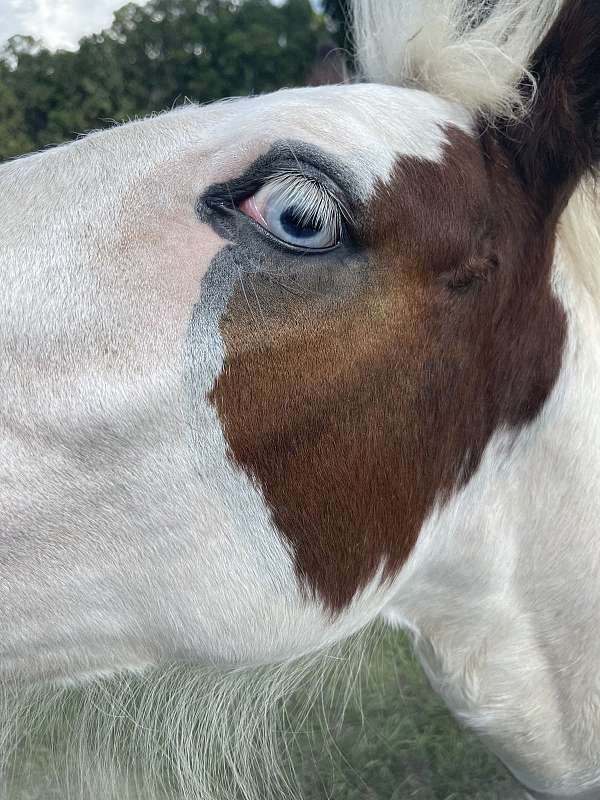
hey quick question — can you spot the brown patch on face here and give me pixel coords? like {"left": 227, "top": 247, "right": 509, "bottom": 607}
{"left": 208, "top": 127, "right": 566, "bottom": 612}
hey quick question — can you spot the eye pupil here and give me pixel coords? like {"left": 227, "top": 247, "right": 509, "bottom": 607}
{"left": 280, "top": 207, "right": 321, "bottom": 240}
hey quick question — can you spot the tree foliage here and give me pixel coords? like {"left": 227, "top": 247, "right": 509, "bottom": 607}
{"left": 0, "top": 60, "right": 33, "bottom": 157}
{"left": 0, "top": 0, "right": 326, "bottom": 161}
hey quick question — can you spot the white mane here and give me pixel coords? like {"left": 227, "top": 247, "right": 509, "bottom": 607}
{"left": 560, "top": 181, "right": 600, "bottom": 314}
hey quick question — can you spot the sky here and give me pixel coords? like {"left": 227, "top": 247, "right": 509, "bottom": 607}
{"left": 1, "top": 0, "right": 134, "bottom": 50}
{"left": 0, "top": 0, "right": 322, "bottom": 51}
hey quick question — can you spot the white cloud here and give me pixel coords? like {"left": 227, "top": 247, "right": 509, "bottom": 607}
{"left": 1, "top": 0, "right": 139, "bottom": 50}
{"left": 0, "top": 0, "right": 323, "bottom": 51}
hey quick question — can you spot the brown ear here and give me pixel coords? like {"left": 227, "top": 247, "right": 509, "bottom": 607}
{"left": 499, "top": 0, "right": 600, "bottom": 214}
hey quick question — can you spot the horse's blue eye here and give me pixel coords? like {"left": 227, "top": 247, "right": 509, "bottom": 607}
{"left": 238, "top": 175, "right": 341, "bottom": 250}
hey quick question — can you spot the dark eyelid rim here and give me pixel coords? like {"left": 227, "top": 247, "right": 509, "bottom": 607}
{"left": 202, "top": 141, "right": 358, "bottom": 201}
{"left": 198, "top": 140, "right": 361, "bottom": 244}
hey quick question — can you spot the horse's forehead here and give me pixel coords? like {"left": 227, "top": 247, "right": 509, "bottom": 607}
{"left": 103, "top": 83, "right": 474, "bottom": 203}
{"left": 197, "top": 84, "right": 473, "bottom": 187}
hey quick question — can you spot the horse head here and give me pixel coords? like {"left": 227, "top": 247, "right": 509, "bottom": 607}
{"left": 2, "top": 1, "right": 600, "bottom": 796}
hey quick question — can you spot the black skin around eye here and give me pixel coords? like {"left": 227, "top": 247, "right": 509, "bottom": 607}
{"left": 198, "top": 140, "right": 361, "bottom": 238}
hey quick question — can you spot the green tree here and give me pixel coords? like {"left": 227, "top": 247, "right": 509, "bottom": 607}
{"left": 0, "top": 61, "right": 33, "bottom": 159}
{"left": 1, "top": 0, "right": 327, "bottom": 160}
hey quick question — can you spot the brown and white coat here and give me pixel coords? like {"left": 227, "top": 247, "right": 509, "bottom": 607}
{"left": 1, "top": 1, "right": 600, "bottom": 797}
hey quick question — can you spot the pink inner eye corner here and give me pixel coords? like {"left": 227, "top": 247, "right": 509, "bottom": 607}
{"left": 239, "top": 195, "right": 267, "bottom": 227}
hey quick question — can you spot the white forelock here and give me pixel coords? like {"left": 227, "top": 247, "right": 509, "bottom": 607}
{"left": 351, "top": 0, "right": 563, "bottom": 118}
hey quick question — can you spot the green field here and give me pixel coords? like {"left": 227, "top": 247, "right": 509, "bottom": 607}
{"left": 287, "top": 627, "right": 523, "bottom": 800}
{"left": 3, "top": 626, "right": 524, "bottom": 800}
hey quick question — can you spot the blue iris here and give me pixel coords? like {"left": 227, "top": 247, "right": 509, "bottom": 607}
{"left": 280, "top": 207, "right": 321, "bottom": 240}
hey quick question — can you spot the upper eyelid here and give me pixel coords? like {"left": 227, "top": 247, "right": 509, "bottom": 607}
{"left": 201, "top": 143, "right": 360, "bottom": 215}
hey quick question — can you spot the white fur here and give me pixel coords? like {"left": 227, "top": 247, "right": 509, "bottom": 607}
{"left": 0, "top": 83, "right": 472, "bottom": 798}
{"left": 0, "top": 84, "right": 467, "bottom": 684}
{"left": 382, "top": 256, "right": 600, "bottom": 793}
{"left": 3, "top": 0, "right": 600, "bottom": 795}
{"left": 352, "top": 0, "right": 563, "bottom": 117}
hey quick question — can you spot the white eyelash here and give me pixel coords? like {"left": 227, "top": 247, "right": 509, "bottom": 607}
{"left": 265, "top": 170, "right": 351, "bottom": 241}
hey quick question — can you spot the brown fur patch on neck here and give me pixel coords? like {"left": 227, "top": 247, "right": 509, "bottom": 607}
{"left": 209, "top": 126, "right": 566, "bottom": 612}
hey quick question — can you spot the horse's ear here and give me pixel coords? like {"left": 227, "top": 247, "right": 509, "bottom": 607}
{"left": 499, "top": 0, "right": 600, "bottom": 214}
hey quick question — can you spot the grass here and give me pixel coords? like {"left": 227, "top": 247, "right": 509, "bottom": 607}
{"left": 284, "top": 626, "right": 522, "bottom": 800}
{"left": 2, "top": 626, "right": 524, "bottom": 800}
